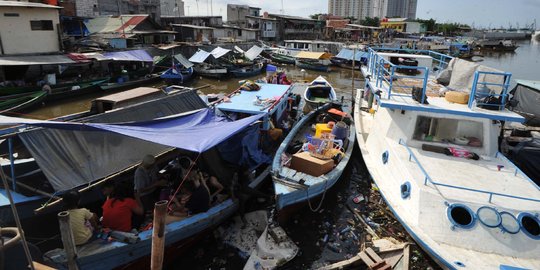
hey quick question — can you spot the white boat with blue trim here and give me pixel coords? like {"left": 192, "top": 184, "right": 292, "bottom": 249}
{"left": 303, "top": 76, "right": 338, "bottom": 109}
{"left": 354, "top": 47, "right": 540, "bottom": 269}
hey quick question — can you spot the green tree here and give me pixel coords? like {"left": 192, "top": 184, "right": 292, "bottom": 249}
{"left": 361, "top": 17, "right": 380, "bottom": 27}
{"left": 309, "top": 13, "right": 323, "bottom": 20}
{"left": 416, "top": 18, "right": 436, "bottom": 32}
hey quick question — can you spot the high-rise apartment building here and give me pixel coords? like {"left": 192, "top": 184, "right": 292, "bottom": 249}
{"left": 328, "top": 0, "right": 417, "bottom": 20}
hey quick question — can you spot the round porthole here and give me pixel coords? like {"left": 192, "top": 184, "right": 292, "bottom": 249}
{"left": 477, "top": 206, "right": 501, "bottom": 228}
{"left": 499, "top": 211, "right": 520, "bottom": 234}
{"left": 454, "top": 261, "right": 465, "bottom": 267}
{"left": 382, "top": 151, "right": 389, "bottom": 164}
{"left": 447, "top": 203, "right": 476, "bottom": 229}
{"left": 518, "top": 213, "right": 540, "bottom": 240}
{"left": 400, "top": 182, "right": 411, "bottom": 199}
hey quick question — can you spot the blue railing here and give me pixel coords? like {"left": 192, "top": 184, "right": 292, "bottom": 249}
{"left": 367, "top": 47, "right": 431, "bottom": 103}
{"left": 369, "top": 47, "right": 453, "bottom": 72}
{"left": 398, "top": 139, "right": 540, "bottom": 204}
{"left": 467, "top": 71, "right": 512, "bottom": 111}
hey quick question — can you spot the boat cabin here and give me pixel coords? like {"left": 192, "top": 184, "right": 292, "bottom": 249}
{"left": 90, "top": 87, "right": 165, "bottom": 113}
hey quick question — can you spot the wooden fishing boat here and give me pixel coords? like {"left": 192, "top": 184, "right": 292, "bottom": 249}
{"left": 160, "top": 66, "right": 194, "bottom": 85}
{"left": 0, "top": 77, "right": 110, "bottom": 96}
{"left": 45, "top": 78, "right": 109, "bottom": 101}
{"left": 303, "top": 76, "right": 338, "bottom": 108}
{"left": 194, "top": 64, "right": 228, "bottom": 79}
{"left": 354, "top": 47, "right": 540, "bottom": 269}
{"left": 99, "top": 74, "right": 161, "bottom": 91}
{"left": 230, "top": 63, "right": 263, "bottom": 78}
{"left": 272, "top": 103, "right": 355, "bottom": 218}
{"left": 270, "top": 53, "right": 296, "bottom": 64}
{"left": 295, "top": 59, "right": 331, "bottom": 72}
{"left": 0, "top": 91, "right": 47, "bottom": 114}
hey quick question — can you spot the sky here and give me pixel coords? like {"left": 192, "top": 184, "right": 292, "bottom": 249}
{"left": 182, "top": 0, "right": 540, "bottom": 28}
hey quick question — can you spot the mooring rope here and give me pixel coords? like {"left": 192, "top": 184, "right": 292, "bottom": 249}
{"left": 306, "top": 180, "right": 329, "bottom": 212}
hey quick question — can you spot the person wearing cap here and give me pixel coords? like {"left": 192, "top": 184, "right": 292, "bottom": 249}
{"left": 134, "top": 154, "right": 167, "bottom": 212}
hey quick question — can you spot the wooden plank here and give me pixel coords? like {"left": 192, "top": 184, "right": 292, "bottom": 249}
{"left": 402, "top": 244, "right": 410, "bottom": 270}
{"left": 365, "top": 247, "right": 384, "bottom": 262}
{"left": 33, "top": 262, "right": 57, "bottom": 270}
{"left": 359, "top": 251, "right": 376, "bottom": 266}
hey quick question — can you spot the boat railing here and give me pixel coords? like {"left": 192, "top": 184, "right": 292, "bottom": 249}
{"left": 368, "top": 47, "right": 453, "bottom": 72}
{"left": 398, "top": 138, "right": 540, "bottom": 204}
{"left": 467, "top": 70, "right": 512, "bottom": 111}
{"left": 367, "top": 48, "right": 430, "bottom": 103}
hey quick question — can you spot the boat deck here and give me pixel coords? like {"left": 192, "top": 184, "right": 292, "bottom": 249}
{"left": 391, "top": 140, "right": 540, "bottom": 209}
{"left": 216, "top": 83, "right": 291, "bottom": 115}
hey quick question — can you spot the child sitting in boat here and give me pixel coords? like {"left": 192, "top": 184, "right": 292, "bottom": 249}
{"left": 62, "top": 191, "right": 98, "bottom": 246}
{"left": 102, "top": 182, "right": 144, "bottom": 232}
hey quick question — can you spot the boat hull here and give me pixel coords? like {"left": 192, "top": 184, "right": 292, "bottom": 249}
{"left": 270, "top": 54, "right": 296, "bottom": 64}
{"left": 100, "top": 75, "right": 161, "bottom": 91}
{"left": 295, "top": 60, "right": 330, "bottom": 72}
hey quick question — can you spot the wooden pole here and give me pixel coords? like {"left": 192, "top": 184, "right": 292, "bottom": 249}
{"left": 351, "top": 46, "right": 356, "bottom": 109}
{"left": 151, "top": 200, "right": 168, "bottom": 270}
{"left": 58, "top": 211, "right": 79, "bottom": 270}
{"left": 0, "top": 163, "right": 35, "bottom": 270}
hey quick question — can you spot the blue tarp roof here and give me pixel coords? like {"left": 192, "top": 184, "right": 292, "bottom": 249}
{"left": 216, "top": 84, "right": 291, "bottom": 115}
{"left": 102, "top": 49, "right": 153, "bottom": 62}
{"left": 335, "top": 49, "right": 368, "bottom": 61}
{"left": 0, "top": 109, "right": 264, "bottom": 153}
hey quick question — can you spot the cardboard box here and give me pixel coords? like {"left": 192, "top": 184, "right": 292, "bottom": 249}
{"left": 290, "top": 151, "right": 334, "bottom": 177}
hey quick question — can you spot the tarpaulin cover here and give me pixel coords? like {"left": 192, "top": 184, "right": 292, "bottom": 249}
{"left": 174, "top": 53, "right": 194, "bottom": 68}
{"left": 335, "top": 48, "right": 368, "bottom": 61}
{"left": 12, "top": 89, "right": 208, "bottom": 192}
{"left": 189, "top": 50, "right": 211, "bottom": 63}
{"left": 102, "top": 49, "right": 153, "bottom": 62}
{"left": 511, "top": 139, "right": 540, "bottom": 186}
{"left": 0, "top": 54, "right": 76, "bottom": 66}
{"left": 217, "top": 125, "right": 271, "bottom": 170}
{"left": 295, "top": 51, "right": 331, "bottom": 60}
{"left": 210, "top": 47, "right": 231, "bottom": 59}
{"left": 245, "top": 46, "right": 264, "bottom": 61}
{"left": 510, "top": 81, "right": 540, "bottom": 126}
{"left": 445, "top": 58, "right": 506, "bottom": 93}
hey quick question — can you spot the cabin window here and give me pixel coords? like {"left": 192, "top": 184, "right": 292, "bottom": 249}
{"left": 4, "top": 13, "right": 19, "bottom": 17}
{"left": 30, "top": 20, "right": 54, "bottom": 31}
{"left": 413, "top": 116, "right": 483, "bottom": 147}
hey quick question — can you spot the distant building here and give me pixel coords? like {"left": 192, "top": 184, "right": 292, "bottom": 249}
{"left": 267, "top": 14, "right": 324, "bottom": 41}
{"left": 0, "top": 1, "right": 62, "bottom": 55}
{"left": 227, "top": 4, "right": 260, "bottom": 27}
{"left": 246, "top": 14, "right": 279, "bottom": 41}
{"left": 171, "top": 24, "right": 215, "bottom": 43}
{"left": 160, "top": 0, "right": 184, "bottom": 17}
{"left": 380, "top": 18, "right": 425, "bottom": 33}
{"left": 161, "top": 16, "right": 223, "bottom": 28}
{"left": 85, "top": 15, "right": 176, "bottom": 48}
{"left": 214, "top": 25, "right": 258, "bottom": 42}
{"left": 328, "top": 0, "right": 417, "bottom": 20}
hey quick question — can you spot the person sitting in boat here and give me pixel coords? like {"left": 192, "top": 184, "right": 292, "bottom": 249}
{"left": 62, "top": 190, "right": 98, "bottom": 245}
{"left": 134, "top": 154, "right": 168, "bottom": 213}
{"left": 102, "top": 182, "right": 144, "bottom": 232}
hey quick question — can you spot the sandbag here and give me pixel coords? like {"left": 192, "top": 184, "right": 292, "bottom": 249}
{"left": 445, "top": 91, "right": 469, "bottom": 104}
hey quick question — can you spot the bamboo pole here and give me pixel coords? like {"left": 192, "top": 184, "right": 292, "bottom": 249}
{"left": 151, "top": 200, "right": 168, "bottom": 270}
{"left": 58, "top": 211, "right": 79, "bottom": 270}
{"left": 351, "top": 46, "right": 356, "bottom": 109}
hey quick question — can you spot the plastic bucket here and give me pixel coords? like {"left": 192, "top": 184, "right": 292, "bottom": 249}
{"left": 331, "top": 121, "right": 348, "bottom": 140}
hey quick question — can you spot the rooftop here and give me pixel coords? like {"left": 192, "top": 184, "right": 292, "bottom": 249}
{"left": 171, "top": 24, "right": 215, "bottom": 30}
{"left": 0, "top": 1, "right": 61, "bottom": 9}
{"left": 85, "top": 15, "right": 152, "bottom": 34}
{"left": 268, "top": 14, "right": 319, "bottom": 22}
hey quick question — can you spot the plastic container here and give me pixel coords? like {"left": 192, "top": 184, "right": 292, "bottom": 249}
{"left": 331, "top": 121, "right": 348, "bottom": 140}
{"left": 315, "top": 123, "right": 332, "bottom": 138}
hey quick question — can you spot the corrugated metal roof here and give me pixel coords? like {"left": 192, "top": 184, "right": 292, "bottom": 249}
{"left": 0, "top": 1, "right": 61, "bottom": 9}
{"left": 210, "top": 47, "right": 231, "bottom": 59}
{"left": 295, "top": 51, "right": 331, "bottom": 60}
{"left": 0, "top": 55, "right": 75, "bottom": 66}
{"left": 174, "top": 54, "right": 194, "bottom": 68}
{"left": 244, "top": 46, "right": 263, "bottom": 61}
{"left": 85, "top": 15, "right": 149, "bottom": 34}
{"left": 171, "top": 24, "right": 215, "bottom": 30}
{"left": 189, "top": 50, "right": 211, "bottom": 63}
{"left": 335, "top": 49, "right": 368, "bottom": 61}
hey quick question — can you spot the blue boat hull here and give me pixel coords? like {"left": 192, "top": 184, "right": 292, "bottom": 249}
{"left": 230, "top": 67, "right": 263, "bottom": 78}
{"left": 161, "top": 67, "right": 194, "bottom": 85}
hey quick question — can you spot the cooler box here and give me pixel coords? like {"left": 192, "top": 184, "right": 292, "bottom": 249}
{"left": 315, "top": 123, "right": 332, "bottom": 138}
{"left": 290, "top": 152, "right": 334, "bottom": 177}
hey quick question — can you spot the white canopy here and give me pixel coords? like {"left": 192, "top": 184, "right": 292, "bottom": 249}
{"left": 189, "top": 50, "right": 211, "bottom": 63}
{"left": 244, "top": 46, "right": 264, "bottom": 61}
{"left": 210, "top": 47, "right": 231, "bottom": 59}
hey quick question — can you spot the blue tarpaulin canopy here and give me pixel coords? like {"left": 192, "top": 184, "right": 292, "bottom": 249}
{"left": 102, "top": 49, "right": 153, "bottom": 62}
{"left": 335, "top": 49, "right": 368, "bottom": 61}
{"left": 0, "top": 109, "right": 265, "bottom": 153}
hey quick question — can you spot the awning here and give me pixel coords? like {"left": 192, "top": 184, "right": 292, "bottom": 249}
{"left": 102, "top": 49, "right": 153, "bottom": 62}
{"left": 210, "top": 47, "right": 231, "bottom": 59}
{"left": 295, "top": 51, "right": 331, "bottom": 60}
{"left": 335, "top": 48, "right": 368, "bottom": 61}
{"left": 234, "top": 46, "right": 245, "bottom": 53}
{"left": 189, "top": 50, "right": 211, "bottom": 63}
{"left": 245, "top": 45, "right": 263, "bottom": 61}
{"left": 0, "top": 54, "right": 76, "bottom": 66}
{"left": 0, "top": 108, "right": 264, "bottom": 153}
{"left": 174, "top": 54, "right": 194, "bottom": 68}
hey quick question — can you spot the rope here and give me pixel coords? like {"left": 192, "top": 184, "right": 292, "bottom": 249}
{"left": 165, "top": 153, "right": 201, "bottom": 213}
{"left": 306, "top": 180, "right": 329, "bottom": 213}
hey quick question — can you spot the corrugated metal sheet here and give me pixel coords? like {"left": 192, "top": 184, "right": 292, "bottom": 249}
{"left": 295, "top": 51, "right": 331, "bottom": 60}
{"left": 102, "top": 50, "right": 153, "bottom": 62}
{"left": 210, "top": 47, "right": 231, "bottom": 59}
{"left": 85, "top": 15, "right": 148, "bottom": 34}
{"left": 174, "top": 54, "right": 194, "bottom": 68}
{"left": 244, "top": 46, "right": 263, "bottom": 61}
{"left": 189, "top": 50, "right": 211, "bottom": 63}
{"left": 335, "top": 49, "right": 368, "bottom": 61}
{"left": 0, "top": 55, "right": 75, "bottom": 66}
